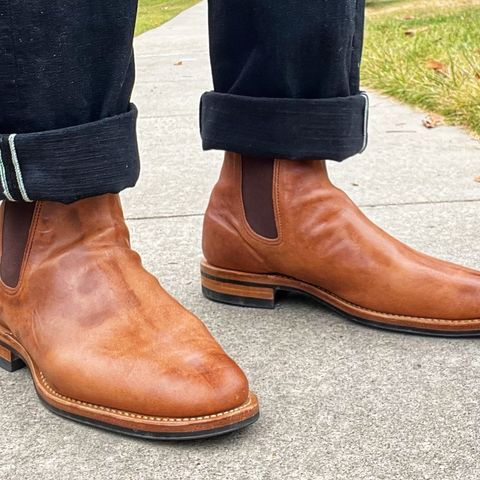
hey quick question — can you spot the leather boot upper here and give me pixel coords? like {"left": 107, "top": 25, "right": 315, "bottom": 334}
{"left": 0, "top": 194, "right": 249, "bottom": 417}
{"left": 203, "top": 152, "right": 480, "bottom": 321}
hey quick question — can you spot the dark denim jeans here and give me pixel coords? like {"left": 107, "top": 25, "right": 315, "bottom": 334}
{"left": 201, "top": 0, "right": 368, "bottom": 161}
{"left": 0, "top": 1, "right": 139, "bottom": 203}
{"left": 0, "top": 0, "right": 367, "bottom": 203}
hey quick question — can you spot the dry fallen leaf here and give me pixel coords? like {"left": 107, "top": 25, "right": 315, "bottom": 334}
{"left": 426, "top": 59, "right": 444, "bottom": 70}
{"left": 422, "top": 114, "right": 444, "bottom": 129}
{"left": 174, "top": 60, "right": 183, "bottom": 66}
{"left": 404, "top": 26, "right": 429, "bottom": 36}
{"left": 426, "top": 59, "right": 448, "bottom": 76}
{"left": 404, "top": 15, "right": 415, "bottom": 20}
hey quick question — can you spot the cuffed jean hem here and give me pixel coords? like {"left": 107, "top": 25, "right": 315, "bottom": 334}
{"left": 200, "top": 92, "right": 369, "bottom": 161}
{"left": 0, "top": 104, "right": 140, "bottom": 204}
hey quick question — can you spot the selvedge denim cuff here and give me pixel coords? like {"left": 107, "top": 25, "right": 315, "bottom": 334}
{"left": 200, "top": 92, "right": 369, "bottom": 161}
{"left": 0, "top": 104, "right": 140, "bottom": 204}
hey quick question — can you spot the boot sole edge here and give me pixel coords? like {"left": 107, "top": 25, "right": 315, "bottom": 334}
{"left": 201, "top": 259, "right": 480, "bottom": 338}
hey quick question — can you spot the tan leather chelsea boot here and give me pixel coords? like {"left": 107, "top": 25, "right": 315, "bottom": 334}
{"left": 0, "top": 194, "right": 259, "bottom": 439}
{"left": 201, "top": 152, "right": 480, "bottom": 336}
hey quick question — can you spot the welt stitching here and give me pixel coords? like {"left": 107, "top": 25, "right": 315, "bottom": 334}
{"left": 306, "top": 283, "right": 480, "bottom": 324}
{"left": 39, "top": 371, "right": 252, "bottom": 422}
{"left": 205, "top": 268, "right": 480, "bottom": 324}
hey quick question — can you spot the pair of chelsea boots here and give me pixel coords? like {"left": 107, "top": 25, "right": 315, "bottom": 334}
{"left": 1, "top": 151, "right": 479, "bottom": 439}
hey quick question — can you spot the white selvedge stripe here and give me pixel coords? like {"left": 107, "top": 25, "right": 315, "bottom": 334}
{"left": 8, "top": 134, "right": 32, "bottom": 202}
{"left": 359, "top": 92, "right": 369, "bottom": 153}
{"left": 0, "top": 149, "right": 15, "bottom": 201}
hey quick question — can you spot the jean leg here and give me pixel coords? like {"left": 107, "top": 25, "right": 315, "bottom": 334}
{"left": 0, "top": 1, "right": 139, "bottom": 203}
{"left": 201, "top": 0, "right": 368, "bottom": 161}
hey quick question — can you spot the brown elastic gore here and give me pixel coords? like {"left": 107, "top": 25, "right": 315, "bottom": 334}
{"left": 1, "top": 201, "right": 35, "bottom": 287}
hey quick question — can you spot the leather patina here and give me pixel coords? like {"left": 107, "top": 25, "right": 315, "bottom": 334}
{"left": 0, "top": 194, "right": 259, "bottom": 438}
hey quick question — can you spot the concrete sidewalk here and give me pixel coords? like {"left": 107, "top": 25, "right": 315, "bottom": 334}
{"left": 2, "top": 2, "right": 480, "bottom": 479}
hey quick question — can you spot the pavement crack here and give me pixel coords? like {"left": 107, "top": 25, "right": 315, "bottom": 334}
{"left": 360, "top": 198, "right": 480, "bottom": 208}
{"left": 126, "top": 213, "right": 204, "bottom": 221}
{"left": 125, "top": 198, "right": 480, "bottom": 222}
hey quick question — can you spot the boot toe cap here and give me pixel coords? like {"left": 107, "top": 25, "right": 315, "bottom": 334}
{"left": 43, "top": 349, "right": 250, "bottom": 419}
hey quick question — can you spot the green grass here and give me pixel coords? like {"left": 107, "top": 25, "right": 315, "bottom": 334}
{"left": 363, "top": 0, "right": 480, "bottom": 135}
{"left": 134, "top": 0, "right": 480, "bottom": 136}
{"left": 135, "top": 0, "right": 200, "bottom": 36}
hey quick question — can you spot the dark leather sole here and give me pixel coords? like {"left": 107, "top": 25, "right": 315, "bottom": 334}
{"left": 201, "top": 260, "right": 480, "bottom": 338}
{"left": 42, "top": 401, "right": 260, "bottom": 440}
